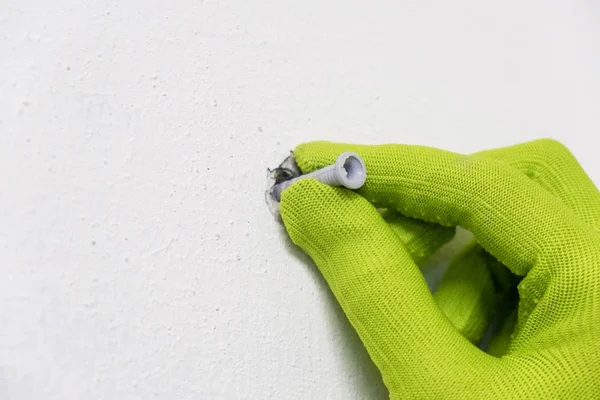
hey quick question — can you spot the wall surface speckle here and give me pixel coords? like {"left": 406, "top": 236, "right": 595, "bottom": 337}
{"left": 2, "top": 1, "right": 600, "bottom": 399}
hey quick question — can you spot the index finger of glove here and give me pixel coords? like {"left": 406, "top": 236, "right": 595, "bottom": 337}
{"left": 293, "top": 141, "right": 597, "bottom": 277}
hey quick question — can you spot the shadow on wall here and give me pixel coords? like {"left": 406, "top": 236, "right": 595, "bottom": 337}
{"left": 0, "top": 370, "right": 8, "bottom": 400}
{"left": 278, "top": 226, "right": 389, "bottom": 400}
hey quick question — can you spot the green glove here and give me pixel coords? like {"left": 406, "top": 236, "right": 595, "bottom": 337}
{"left": 279, "top": 139, "right": 600, "bottom": 399}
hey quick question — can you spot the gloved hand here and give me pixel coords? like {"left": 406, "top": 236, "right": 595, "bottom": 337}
{"left": 279, "top": 139, "right": 600, "bottom": 399}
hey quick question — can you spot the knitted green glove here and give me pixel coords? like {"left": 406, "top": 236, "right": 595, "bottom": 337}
{"left": 279, "top": 139, "right": 600, "bottom": 399}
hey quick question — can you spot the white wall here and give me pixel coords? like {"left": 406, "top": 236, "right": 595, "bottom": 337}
{"left": 2, "top": 1, "right": 600, "bottom": 399}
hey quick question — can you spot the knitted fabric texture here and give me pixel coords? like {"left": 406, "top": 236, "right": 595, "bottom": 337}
{"left": 279, "top": 139, "right": 600, "bottom": 399}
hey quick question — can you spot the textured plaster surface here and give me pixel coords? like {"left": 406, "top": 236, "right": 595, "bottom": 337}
{"left": 1, "top": 1, "right": 600, "bottom": 399}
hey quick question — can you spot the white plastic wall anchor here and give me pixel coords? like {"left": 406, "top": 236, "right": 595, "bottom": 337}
{"left": 272, "top": 152, "right": 367, "bottom": 202}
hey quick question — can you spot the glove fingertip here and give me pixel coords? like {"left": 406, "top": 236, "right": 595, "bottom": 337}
{"left": 279, "top": 178, "right": 383, "bottom": 261}
{"left": 294, "top": 141, "right": 350, "bottom": 173}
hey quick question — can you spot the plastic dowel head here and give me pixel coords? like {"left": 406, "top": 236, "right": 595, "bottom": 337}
{"left": 333, "top": 152, "right": 367, "bottom": 189}
{"left": 267, "top": 151, "right": 367, "bottom": 208}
